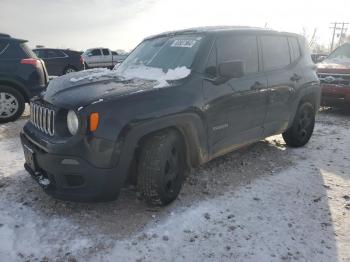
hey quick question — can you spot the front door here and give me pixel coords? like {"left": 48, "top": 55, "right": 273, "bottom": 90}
{"left": 203, "top": 34, "right": 268, "bottom": 157}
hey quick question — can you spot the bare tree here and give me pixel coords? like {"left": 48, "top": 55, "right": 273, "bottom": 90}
{"left": 301, "top": 27, "right": 318, "bottom": 48}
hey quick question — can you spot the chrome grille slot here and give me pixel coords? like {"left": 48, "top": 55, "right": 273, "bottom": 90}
{"left": 318, "top": 73, "right": 350, "bottom": 86}
{"left": 30, "top": 102, "right": 55, "bottom": 136}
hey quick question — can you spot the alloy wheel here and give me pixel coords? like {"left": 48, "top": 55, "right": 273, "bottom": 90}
{"left": 65, "top": 68, "right": 76, "bottom": 74}
{"left": 0, "top": 92, "right": 19, "bottom": 118}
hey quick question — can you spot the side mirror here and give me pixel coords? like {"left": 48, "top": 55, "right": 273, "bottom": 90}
{"left": 218, "top": 60, "right": 245, "bottom": 79}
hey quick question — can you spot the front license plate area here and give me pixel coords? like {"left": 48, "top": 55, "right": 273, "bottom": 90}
{"left": 23, "top": 144, "right": 37, "bottom": 172}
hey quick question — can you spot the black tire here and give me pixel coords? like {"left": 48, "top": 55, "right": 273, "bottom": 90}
{"left": 137, "top": 129, "right": 186, "bottom": 206}
{"left": 84, "top": 63, "right": 89, "bottom": 70}
{"left": 0, "top": 85, "right": 25, "bottom": 123}
{"left": 282, "top": 102, "right": 315, "bottom": 147}
{"left": 63, "top": 66, "right": 76, "bottom": 75}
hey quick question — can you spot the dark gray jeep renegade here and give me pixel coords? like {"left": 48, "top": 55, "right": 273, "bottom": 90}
{"left": 20, "top": 27, "right": 320, "bottom": 205}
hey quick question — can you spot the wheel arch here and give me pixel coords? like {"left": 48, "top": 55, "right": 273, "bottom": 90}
{"left": 0, "top": 79, "right": 29, "bottom": 102}
{"left": 287, "top": 82, "right": 320, "bottom": 129}
{"left": 114, "top": 113, "right": 209, "bottom": 184}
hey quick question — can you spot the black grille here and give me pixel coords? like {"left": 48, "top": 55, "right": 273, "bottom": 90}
{"left": 30, "top": 102, "right": 55, "bottom": 136}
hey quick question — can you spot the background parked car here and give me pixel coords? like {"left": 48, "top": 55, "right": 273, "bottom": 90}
{"left": 311, "top": 53, "right": 328, "bottom": 63}
{"left": 317, "top": 43, "right": 350, "bottom": 107}
{"left": 33, "top": 48, "right": 84, "bottom": 76}
{"left": 0, "top": 33, "right": 48, "bottom": 123}
{"left": 82, "top": 48, "right": 127, "bottom": 69}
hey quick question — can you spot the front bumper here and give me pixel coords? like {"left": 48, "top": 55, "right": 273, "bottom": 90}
{"left": 321, "top": 84, "right": 350, "bottom": 106}
{"left": 20, "top": 132, "right": 124, "bottom": 202}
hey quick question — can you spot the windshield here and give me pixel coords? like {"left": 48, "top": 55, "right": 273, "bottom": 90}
{"left": 327, "top": 44, "right": 350, "bottom": 60}
{"left": 116, "top": 35, "right": 202, "bottom": 75}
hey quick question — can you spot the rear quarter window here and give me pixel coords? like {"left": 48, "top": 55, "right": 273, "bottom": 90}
{"left": 261, "top": 35, "right": 290, "bottom": 71}
{"left": 20, "top": 43, "right": 37, "bottom": 58}
{"left": 288, "top": 37, "right": 301, "bottom": 62}
{"left": 0, "top": 42, "right": 9, "bottom": 55}
{"left": 0, "top": 42, "right": 28, "bottom": 59}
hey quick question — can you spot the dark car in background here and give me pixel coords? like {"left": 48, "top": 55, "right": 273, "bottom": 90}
{"left": 0, "top": 33, "right": 48, "bottom": 123}
{"left": 33, "top": 48, "right": 84, "bottom": 76}
{"left": 317, "top": 43, "right": 350, "bottom": 107}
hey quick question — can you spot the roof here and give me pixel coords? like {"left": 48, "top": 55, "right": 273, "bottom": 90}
{"left": 0, "top": 33, "right": 27, "bottom": 42}
{"left": 33, "top": 47, "right": 80, "bottom": 52}
{"left": 145, "top": 26, "right": 301, "bottom": 40}
{"left": 0, "top": 33, "right": 11, "bottom": 38}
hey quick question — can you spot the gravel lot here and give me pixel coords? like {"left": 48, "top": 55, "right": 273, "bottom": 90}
{"left": 0, "top": 107, "right": 349, "bottom": 262}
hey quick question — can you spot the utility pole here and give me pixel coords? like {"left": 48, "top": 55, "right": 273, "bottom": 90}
{"left": 338, "top": 22, "right": 349, "bottom": 47}
{"left": 330, "top": 22, "right": 340, "bottom": 52}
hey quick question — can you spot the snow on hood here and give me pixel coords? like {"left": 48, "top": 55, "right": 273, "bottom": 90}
{"left": 69, "top": 66, "right": 191, "bottom": 88}
{"left": 321, "top": 57, "right": 350, "bottom": 66}
{"left": 318, "top": 58, "right": 350, "bottom": 71}
{"left": 117, "top": 65, "right": 191, "bottom": 88}
{"left": 70, "top": 68, "right": 116, "bottom": 82}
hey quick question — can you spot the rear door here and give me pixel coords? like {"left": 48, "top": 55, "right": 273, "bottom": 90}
{"left": 203, "top": 34, "right": 268, "bottom": 156}
{"left": 43, "top": 49, "right": 67, "bottom": 76}
{"left": 260, "top": 35, "right": 300, "bottom": 136}
{"left": 101, "top": 48, "right": 112, "bottom": 67}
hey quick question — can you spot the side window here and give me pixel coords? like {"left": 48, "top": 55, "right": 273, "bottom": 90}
{"left": 204, "top": 43, "right": 217, "bottom": 78}
{"left": 0, "top": 42, "right": 9, "bottom": 56}
{"left": 102, "top": 49, "right": 110, "bottom": 55}
{"left": 46, "top": 50, "right": 66, "bottom": 58}
{"left": 217, "top": 35, "right": 259, "bottom": 74}
{"left": 261, "top": 36, "right": 290, "bottom": 71}
{"left": 288, "top": 37, "right": 301, "bottom": 62}
{"left": 91, "top": 49, "right": 102, "bottom": 56}
{"left": 34, "top": 49, "right": 46, "bottom": 58}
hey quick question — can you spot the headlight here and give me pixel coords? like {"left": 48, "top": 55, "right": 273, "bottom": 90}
{"left": 67, "top": 110, "right": 79, "bottom": 135}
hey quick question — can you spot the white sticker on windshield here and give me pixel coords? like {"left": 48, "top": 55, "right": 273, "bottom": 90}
{"left": 171, "top": 39, "right": 197, "bottom": 48}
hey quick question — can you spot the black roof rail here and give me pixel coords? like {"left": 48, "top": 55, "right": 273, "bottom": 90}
{"left": 0, "top": 33, "right": 11, "bottom": 38}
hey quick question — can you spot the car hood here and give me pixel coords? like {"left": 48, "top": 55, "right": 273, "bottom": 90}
{"left": 317, "top": 58, "right": 350, "bottom": 74}
{"left": 42, "top": 69, "right": 159, "bottom": 108}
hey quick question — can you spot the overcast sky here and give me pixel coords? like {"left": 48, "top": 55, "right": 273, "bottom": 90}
{"left": 1, "top": 0, "right": 349, "bottom": 52}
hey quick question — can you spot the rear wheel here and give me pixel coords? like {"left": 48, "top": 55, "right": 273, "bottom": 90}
{"left": 63, "top": 66, "right": 76, "bottom": 75}
{"left": 282, "top": 102, "right": 315, "bottom": 147}
{"left": 137, "top": 129, "right": 186, "bottom": 206}
{"left": 0, "top": 85, "right": 25, "bottom": 123}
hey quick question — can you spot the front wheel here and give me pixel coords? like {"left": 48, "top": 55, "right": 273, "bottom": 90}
{"left": 282, "top": 102, "right": 315, "bottom": 147}
{"left": 137, "top": 129, "right": 186, "bottom": 206}
{"left": 0, "top": 86, "right": 25, "bottom": 123}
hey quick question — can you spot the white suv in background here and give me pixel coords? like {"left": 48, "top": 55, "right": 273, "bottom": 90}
{"left": 82, "top": 48, "right": 127, "bottom": 69}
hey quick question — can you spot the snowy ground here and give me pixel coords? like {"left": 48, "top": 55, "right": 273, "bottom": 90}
{"left": 0, "top": 107, "right": 349, "bottom": 262}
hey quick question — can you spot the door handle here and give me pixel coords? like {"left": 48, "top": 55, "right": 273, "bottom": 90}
{"left": 290, "top": 73, "right": 302, "bottom": 81}
{"left": 250, "top": 81, "right": 264, "bottom": 90}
